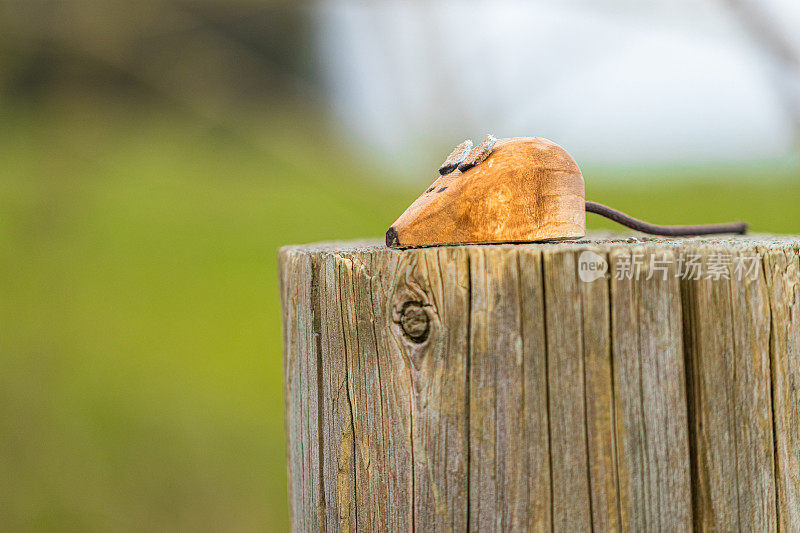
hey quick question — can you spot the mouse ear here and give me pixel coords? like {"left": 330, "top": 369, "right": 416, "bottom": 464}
{"left": 458, "top": 134, "right": 497, "bottom": 172}
{"left": 438, "top": 140, "right": 473, "bottom": 175}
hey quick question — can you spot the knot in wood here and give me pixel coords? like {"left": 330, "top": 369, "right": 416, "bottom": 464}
{"left": 400, "top": 302, "right": 430, "bottom": 343}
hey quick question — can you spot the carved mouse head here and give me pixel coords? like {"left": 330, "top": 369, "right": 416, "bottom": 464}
{"left": 386, "top": 136, "right": 586, "bottom": 248}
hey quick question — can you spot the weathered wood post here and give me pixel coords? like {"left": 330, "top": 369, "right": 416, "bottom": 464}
{"left": 279, "top": 235, "right": 800, "bottom": 532}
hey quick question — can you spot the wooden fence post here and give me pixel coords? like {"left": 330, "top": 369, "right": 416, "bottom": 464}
{"left": 279, "top": 235, "right": 800, "bottom": 532}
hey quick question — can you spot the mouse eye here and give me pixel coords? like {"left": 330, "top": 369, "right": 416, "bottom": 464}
{"left": 458, "top": 134, "right": 497, "bottom": 172}
{"left": 438, "top": 140, "right": 473, "bottom": 175}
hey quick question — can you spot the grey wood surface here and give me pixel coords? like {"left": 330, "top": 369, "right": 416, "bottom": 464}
{"left": 279, "top": 235, "right": 800, "bottom": 532}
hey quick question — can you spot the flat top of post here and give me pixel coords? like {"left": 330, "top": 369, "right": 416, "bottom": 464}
{"left": 280, "top": 233, "right": 800, "bottom": 256}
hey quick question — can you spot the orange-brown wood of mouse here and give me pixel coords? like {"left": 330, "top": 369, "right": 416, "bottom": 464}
{"left": 386, "top": 137, "right": 586, "bottom": 248}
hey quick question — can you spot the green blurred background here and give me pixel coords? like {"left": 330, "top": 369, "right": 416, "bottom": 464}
{"left": 1, "top": 2, "right": 798, "bottom": 531}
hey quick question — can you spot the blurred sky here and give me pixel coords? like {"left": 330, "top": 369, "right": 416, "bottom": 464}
{"left": 2, "top": 0, "right": 798, "bottom": 175}
{"left": 316, "top": 0, "right": 800, "bottom": 169}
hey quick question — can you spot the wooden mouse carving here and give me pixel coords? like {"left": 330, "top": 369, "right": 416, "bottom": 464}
{"left": 386, "top": 136, "right": 585, "bottom": 247}
{"left": 386, "top": 135, "right": 747, "bottom": 248}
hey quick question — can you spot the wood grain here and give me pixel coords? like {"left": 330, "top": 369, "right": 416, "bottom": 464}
{"left": 579, "top": 247, "right": 620, "bottom": 532}
{"left": 763, "top": 247, "right": 800, "bottom": 531}
{"left": 682, "top": 246, "right": 777, "bottom": 530}
{"left": 542, "top": 249, "right": 592, "bottom": 531}
{"left": 609, "top": 245, "right": 692, "bottom": 531}
{"left": 280, "top": 235, "right": 800, "bottom": 532}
